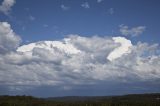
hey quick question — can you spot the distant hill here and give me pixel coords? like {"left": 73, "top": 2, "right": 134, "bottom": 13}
{"left": 46, "top": 96, "right": 112, "bottom": 102}
{"left": 0, "top": 93, "right": 160, "bottom": 106}
{"left": 46, "top": 93, "right": 160, "bottom": 101}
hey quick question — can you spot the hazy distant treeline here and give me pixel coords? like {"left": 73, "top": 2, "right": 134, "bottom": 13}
{"left": 0, "top": 93, "right": 160, "bottom": 106}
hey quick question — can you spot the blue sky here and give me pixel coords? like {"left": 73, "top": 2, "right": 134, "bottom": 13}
{"left": 0, "top": 0, "right": 160, "bottom": 97}
{"left": 0, "top": 0, "right": 160, "bottom": 43}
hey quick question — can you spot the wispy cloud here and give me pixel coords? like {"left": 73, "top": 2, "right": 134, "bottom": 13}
{"left": 81, "top": 2, "right": 90, "bottom": 9}
{"left": 29, "top": 15, "right": 35, "bottom": 21}
{"left": 61, "top": 4, "right": 70, "bottom": 11}
{"left": 97, "top": 0, "right": 103, "bottom": 3}
{"left": 108, "top": 8, "right": 114, "bottom": 15}
{"left": 119, "top": 25, "right": 146, "bottom": 37}
{"left": 24, "top": 7, "right": 29, "bottom": 11}
{"left": 0, "top": 0, "right": 16, "bottom": 15}
{"left": 43, "top": 24, "right": 49, "bottom": 28}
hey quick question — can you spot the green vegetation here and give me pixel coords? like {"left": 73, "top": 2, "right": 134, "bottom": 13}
{"left": 0, "top": 93, "right": 160, "bottom": 106}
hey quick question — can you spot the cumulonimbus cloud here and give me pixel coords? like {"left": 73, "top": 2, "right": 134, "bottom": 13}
{"left": 0, "top": 22, "right": 160, "bottom": 91}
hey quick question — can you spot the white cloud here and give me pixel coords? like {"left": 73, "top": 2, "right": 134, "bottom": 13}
{"left": 0, "top": 0, "right": 16, "bottom": 15}
{"left": 107, "top": 37, "right": 132, "bottom": 61}
{"left": 60, "top": 4, "right": 70, "bottom": 11}
{"left": 119, "top": 25, "right": 146, "bottom": 37}
{"left": 81, "top": 2, "right": 90, "bottom": 9}
{"left": 17, "top": 40, "right": 81, "bottom": 55}
{"left": 0, "top": 22, "right": 21, "bottom": 54}
{"left": 0, "top": 22, "right": 160, "bottom": 91}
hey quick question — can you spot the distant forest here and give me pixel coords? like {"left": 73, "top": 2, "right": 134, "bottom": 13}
{"left": 0, "top": 93, "right": 160, "bottom": 106}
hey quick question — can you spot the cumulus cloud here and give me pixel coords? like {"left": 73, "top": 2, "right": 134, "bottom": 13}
{"left": 119, "top": 25, "right": 146, "bottom": 37}
{"left": 0, "top": 22, "right": 21, "bottom": 54}
{"left": 81, "top": 2, "right": 90, "bottom": 9}
{"left": 0, "top": 22, "right": 160, "bottom": 92}
{"left": 0, "top": 0, "right": 16, "bottom": 15}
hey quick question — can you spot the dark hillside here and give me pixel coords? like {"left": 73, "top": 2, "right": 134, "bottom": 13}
{"left": 0, "top": 93, "right": 160, "bottom": 106}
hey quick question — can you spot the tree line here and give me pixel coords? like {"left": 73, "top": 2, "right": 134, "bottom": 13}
{"left": 0, "top": 93, "right": 160, "bottom": 106}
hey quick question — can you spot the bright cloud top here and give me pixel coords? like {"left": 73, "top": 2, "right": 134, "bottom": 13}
{"left": 107, "top": 37, "right": 132, "bottom": 61}
{"left": 0, "top": 0, "right": 16, "bottom": 15}
{"left": 0, "top": 22, "right": 160, "bottom": 90}
{"left": 17, "top": 40, "right": 81, "bottom": 55}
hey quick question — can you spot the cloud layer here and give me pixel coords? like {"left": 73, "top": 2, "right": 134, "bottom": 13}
{"left": 0, "top": 22, "right": 160, "bottom": 92}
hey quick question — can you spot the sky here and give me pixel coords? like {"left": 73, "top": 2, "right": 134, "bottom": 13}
{"left": 0, "top": 0, "right": 160, "bottom": 97}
